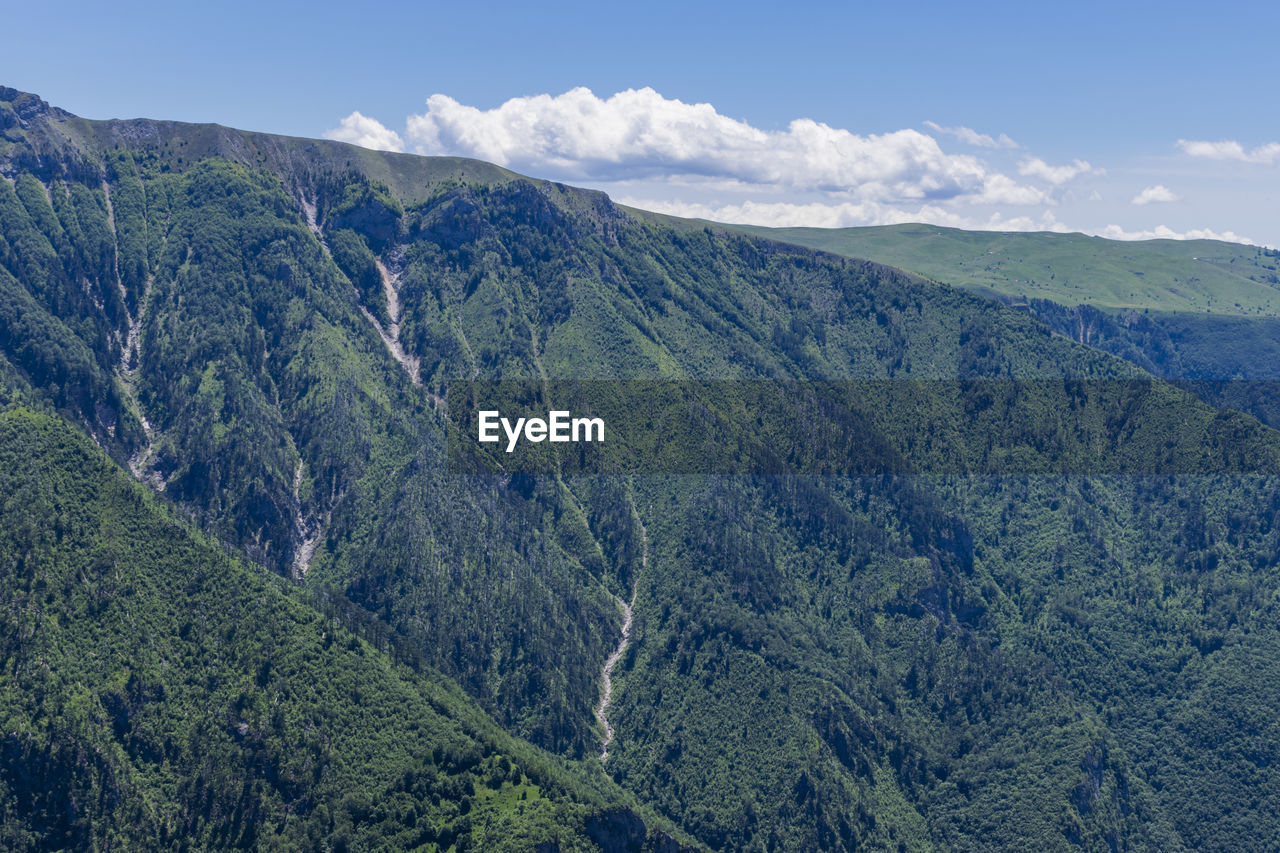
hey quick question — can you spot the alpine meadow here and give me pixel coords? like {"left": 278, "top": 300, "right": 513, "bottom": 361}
{"left": 4, "top": 80, "right": 1280, "bottom": 853}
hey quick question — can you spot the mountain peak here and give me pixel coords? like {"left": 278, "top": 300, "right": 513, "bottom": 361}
{"left": 0, "top": 86, "right": 68, "bottom": 126}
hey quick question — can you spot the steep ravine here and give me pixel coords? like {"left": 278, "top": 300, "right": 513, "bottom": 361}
{"left": 596, "top": 515, "right": 644, "bottom": 762}
{"left": 111, "top": 177, "right": 165, "bottom": 489}
{"left": 290, "top": 460, "right": 323, "bottom": 579}
{"left": 300, "top": 195, "right": 418, "bottom": 382}
{"left": 365, "top": 253, "right": 421, "bottom": 385}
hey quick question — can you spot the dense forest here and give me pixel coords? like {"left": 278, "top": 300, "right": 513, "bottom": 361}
{"left": 4, "top": 85, "right": 1280, "bottom": 850}
{"left": 719, "top": 220, "right": 1280, "bottom": 432}
{"left": 0, "top": 404, "right": 690, "bottom": 851}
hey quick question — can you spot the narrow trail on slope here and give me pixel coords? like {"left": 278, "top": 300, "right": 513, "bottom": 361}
{"left": 596, "top": 506, "right": 645, "bottom": 762}
{"left": 453, "top": 317, "right": 481, "bottom": 380}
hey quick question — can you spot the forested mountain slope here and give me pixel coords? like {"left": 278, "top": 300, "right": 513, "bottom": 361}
{"left": 5, "top": 86, "right": 1280, "bottom": 850}
{"left": 715, "top": 220, "right": 1280, "bottom": 429}
{"left": 0, "top": 402, "right": 691, "bottom": 851}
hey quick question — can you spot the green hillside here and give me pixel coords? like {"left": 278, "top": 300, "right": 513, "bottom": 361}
{"left": 0, "top": 404, "right": 689, "bottom": 851}
{"left": 715, "top": 221, "right": 1280, "bottom": 316}
{"left": 704, "top": 220, "right": 1280, "bottom": 428}
{"left": 7, "top": 85, "right": 1280, "bottom": 850}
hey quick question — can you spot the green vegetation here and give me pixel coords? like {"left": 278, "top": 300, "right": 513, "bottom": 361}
{"left": 6, "top": 85, "right": 1280, "bottom": 850}
{"left": 716, "top": 221, "right": 1280, "bottom": 316}
{"left": 707, "top": 220, "right": 1280, "bottom": 430}
{"left": 0, "top": 405, "right": 688, "bottom": 851}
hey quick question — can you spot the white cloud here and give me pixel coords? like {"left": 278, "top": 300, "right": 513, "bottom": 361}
{"left": 322, "top": 89, "right": 1271, "bottom": 247}
{"left": 1131, "top": 185, "right": 1179, "bottom": 206}
{"left": 323, "top": 111, "right": 405, "bottom": 152}
{"left": 1017, "top": 157, "right": 1103, "bottom": 185}
{"left": 977, "top": 173, "right": 1051, "bottom": 205}
{"left": 923, "top": 121, "right": 1018, "bottom": 149}
{"left": 1099, "top": 224, "right": 1254, "bottom": 243}
{"left": 402, "top": 87, "right": 1044, "bottom": 205}
{"left": 1177, "top": 138, "right": 1280, "bottom": 165}
{"left": 618, "top": 196, "right": 1069, "bottom": 233}
{"left": 619, "top": 196, "right": 1266, "bottom": 246}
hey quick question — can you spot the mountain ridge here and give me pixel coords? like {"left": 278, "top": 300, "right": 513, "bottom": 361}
{"left": 715, "top": 220, "right": 1280, "bottom": 316}
{"left": 6, "top": 86, "right": 1280, "bottom": 850}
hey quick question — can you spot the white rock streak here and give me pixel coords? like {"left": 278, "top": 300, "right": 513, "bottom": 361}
{"left": 291, "top": 460, "right": 323, "bottom": 579}
{"left": 362, "top": 255, "right": 420, "bottom": 384}
{"left": 595, "top": 514, "right": 645, "bottom": 762}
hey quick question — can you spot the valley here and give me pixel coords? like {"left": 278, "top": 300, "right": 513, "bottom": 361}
{"left": 3, "top": 85, "right": 1280, "bottom": 851}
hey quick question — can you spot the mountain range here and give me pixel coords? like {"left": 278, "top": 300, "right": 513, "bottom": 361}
{"left": 4, "top": 85, "right": 1280, "bottom": 851}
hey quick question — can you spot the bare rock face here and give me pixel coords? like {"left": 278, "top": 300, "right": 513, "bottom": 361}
{"left": 1, "top": 88, "right": 55, "bottom": 125}
{"left": 0, "top": 88, "right": 95, "bottom": 183}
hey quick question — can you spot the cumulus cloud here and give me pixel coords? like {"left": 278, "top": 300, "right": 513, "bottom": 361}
{"left": 1177, "top": 139, "right": 1280, "bottom": 165}
{"left": 322, "top": 89, "right": 1267, "bottom": 246}
{"left": 1100, "top": 223, "right": 1255, "bottom": 244}
{"left": 620, "top": 195, "right": 1263, "bottom": 246}
{"left": 1131, "top": 185, "right": 1179, "bottom": 205}
{"left": 618, "top": 196, "right": 1069, "bottom": 233}
{"left": 1017, "top": 157, "right": 1102, "bottom": 185}
{"left": 978, "top": 173, "right": 1051, "bottom": 205}
{"left": 923, "top": 121, "right": 1018, "bottom": 149}
{"left": 323, "top": 111, "right": 405, "bottom": 152}
{"left": 403, "top": 87, "right": 1044, "bottom": 205}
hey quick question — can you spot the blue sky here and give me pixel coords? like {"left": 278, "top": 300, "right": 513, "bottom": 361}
{"left": 5, "top": 1, "right": 1279, "bottom": 244}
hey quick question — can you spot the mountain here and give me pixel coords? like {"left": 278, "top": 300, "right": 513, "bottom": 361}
{"left": 5, "top": 86, "right": 1280, "bottom": 850}
{"left": 714, "top": 222, "right": 1280, "bottom": 317}
{"left": 0, "top": 404, "right": 690, "bottom": 851}
{"left": 714, "top": 221, "right": 1280, "bottom": 431}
